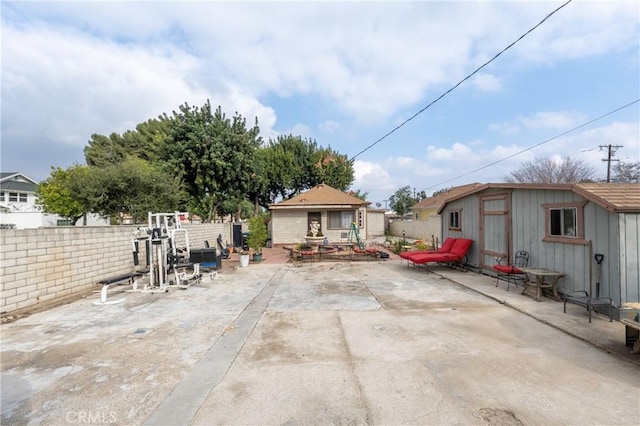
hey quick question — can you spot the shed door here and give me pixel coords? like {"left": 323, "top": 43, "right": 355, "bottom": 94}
{"left": 479, "top": 193, "right": 510, "bottom": 269}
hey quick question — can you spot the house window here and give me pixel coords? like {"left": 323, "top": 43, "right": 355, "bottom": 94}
{"left": 328, "top": 211, "right": 354, "bottom": 229}
{"left": 6, "top": 192, "right": 27, "bottom": 203}
{"left": 543, "top": 202, "right": 587, "bottom": 244}
{"left": 57, "top": 219, "right": 73, "bottom": 226}
{"left": 0, "top": 191, "right": 4, "bottom": 202}
{"left": 448, "top": 209, "right": 462, "bottom": 231}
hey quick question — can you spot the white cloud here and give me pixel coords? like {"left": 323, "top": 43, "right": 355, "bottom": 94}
{"left": 318, "top": 120, "right": 341, "bottom": 134}
{"left": 518, "top": 111, "right": 587, "bottom": 130}
{"left": 472, "top": 73, "right": 503, "bottom": 92}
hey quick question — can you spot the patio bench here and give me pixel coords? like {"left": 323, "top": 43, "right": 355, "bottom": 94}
{"left": 94, "top": 272, "right": 143, "bottom": 305}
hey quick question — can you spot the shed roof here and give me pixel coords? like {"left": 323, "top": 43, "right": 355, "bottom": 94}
{"left": 437, "top": 183, "right": 640, "bottom": 213}
{"left": 412, "top": 183, "right": 483, "bottom": 210}
{"left": 270, "top": 183, "right": 369, "bottom": 209}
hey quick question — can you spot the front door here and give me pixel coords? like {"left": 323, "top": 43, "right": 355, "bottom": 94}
{"left": 479, "top": 193, "right": 511, "bottom": 270}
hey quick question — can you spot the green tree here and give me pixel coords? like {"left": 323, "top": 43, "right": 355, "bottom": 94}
{"left": 611, "top": 160, "right": 640, "bottom": 183}
{"left": 36, "top": 165, "right": 93, "bottom": 224}
{"left": 311, "top": 146, "right": 354, "bottom": 190}
{"left": 161, "top": 100, "right": 261, "bottom": 221}
{"left": 84, "top": 117, "right": 171, "bottom": 167}
{"left": 388, "top": 185, "right": 416, "bottom": 217}
{"left": 348, "top": 189, "right": 369, "bottom": 201}
{"left": 88, "top": 157, "right": 184, "bottom": 223}
{"left": 505, "top": 156, "right": 597, "bottom": 183}
{"left": 260, "top": 135, "right": 354, "bottom": 204}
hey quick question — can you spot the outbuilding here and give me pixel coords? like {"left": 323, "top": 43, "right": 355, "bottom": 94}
{"left": 437, "top": 183, "right": 640, "bottom": 311}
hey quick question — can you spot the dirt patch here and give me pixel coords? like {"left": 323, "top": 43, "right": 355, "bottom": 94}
{"left": 315, "top": 282, "right": 369, "bottom": 297}
{"left": 477, "top": 408, "right": 523, "bottom": 425}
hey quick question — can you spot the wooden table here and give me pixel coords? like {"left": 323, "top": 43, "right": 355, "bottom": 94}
{"left": 519, "top": 268, "right": 565, "bottom": 302}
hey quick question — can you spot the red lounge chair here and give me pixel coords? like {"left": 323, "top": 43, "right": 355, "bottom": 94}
{"left": 408, "top": 238, "right": 473, "bottom": 273}
{"left": 399, "top": 237, "right": 458, "bottom": 263}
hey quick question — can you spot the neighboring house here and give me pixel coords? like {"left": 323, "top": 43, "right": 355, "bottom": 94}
{"left": 438, "top": 182, "right": 640, "bottom": 310}
{"left": 269, "top": 183, "right": 383, "bottom": 244}
{"left": 0, "top": 172, "right": 108, "bottom": 229}
{"left": 390, "top": 183, "right": 482, "bottom": 243}
{"left": 411, "top": 183, "right": 482, "bottom": 220}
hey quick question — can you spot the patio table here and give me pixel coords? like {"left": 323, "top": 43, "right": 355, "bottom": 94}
{"left": 519, "top": 267, "right": 565, "bottom": 302}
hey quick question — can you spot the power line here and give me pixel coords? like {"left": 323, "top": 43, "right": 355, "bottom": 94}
{"left": 418, "top": 99, "right": 639, "bottom": 192}
{"left": 350, "top": 0, "right": 574, "bottom": 161}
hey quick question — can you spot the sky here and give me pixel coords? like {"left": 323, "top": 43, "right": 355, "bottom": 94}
{"left": 2, "top": 0, "right": 639, "bottom": 208}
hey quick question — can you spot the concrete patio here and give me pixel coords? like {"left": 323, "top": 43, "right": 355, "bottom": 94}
{"left": 1, "top": 248, "right": 638, "bottom": 425}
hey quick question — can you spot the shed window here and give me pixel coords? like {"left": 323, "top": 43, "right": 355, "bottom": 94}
{"left": 549, "top": 208, "right": 576, "bottom": 237}
{"left": 543, "top": 202, "right": 587, "bottom": 245}
{"left": 448, "top": 210, "right": 462, "bottom": 231}
{"left": 328, "top": 211, "right": 354, "bottom": 229}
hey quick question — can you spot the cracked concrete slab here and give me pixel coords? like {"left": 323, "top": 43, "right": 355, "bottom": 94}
{"left": 1, "top": 259, "right": 638, "bottom": 425}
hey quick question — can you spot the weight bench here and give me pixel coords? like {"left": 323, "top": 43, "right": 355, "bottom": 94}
{"left": 94, "top": 272, "right": 143, "bottom": 305}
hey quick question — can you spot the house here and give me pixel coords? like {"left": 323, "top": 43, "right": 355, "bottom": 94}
{"left": 269, "top": 183, "right": 384, "bottom": 245}
{"left": 0, "top": 172, "right": 108, "bottom": 229}
{"left": 411, "top": 183, "right": 483, "bottom": 221}
{"left": 389, "top": 183, "right": 482, "bottom": 244}
{"left": 437, "top": 182, "right": 640, "bottom": 311}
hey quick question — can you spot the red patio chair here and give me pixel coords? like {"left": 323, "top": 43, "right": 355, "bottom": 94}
{"left": 409, "top": 238, "right": 473, "bottom": 273}
{"left": 493, "top": 250, "right": 529, "bottom": 291}
{"left": 399, "top": 237, "right": 457, "bottom": 264}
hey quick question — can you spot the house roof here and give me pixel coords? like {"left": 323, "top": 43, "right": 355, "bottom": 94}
{"left": 437, "top": 182, "right": 640, "bottom": 214}
{"left": 411, "top": 183, "right": 483, "bottom": 210}
{"left": 0, "top": 172, "right": 38, "bottom": 192}
{"left": 270, "top": 183, "right": 369, "bottom": 209}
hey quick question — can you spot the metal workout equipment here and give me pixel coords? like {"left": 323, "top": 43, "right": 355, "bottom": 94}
{"left": 131, "top": 212, "right": 202, "bottom": 294}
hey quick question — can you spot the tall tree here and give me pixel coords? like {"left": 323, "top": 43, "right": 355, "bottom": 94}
{"left": 388, "top": 185, "right": 416, "bottom": 217}
{"left": 84, "top": 117, "right": 171, "bottom": 167}
{"left": 505, "top": 156, "right": 597, "bottom": 183}
{"left": 611, "top": 160, "right": 640, "bottom": 183}
{"left": 260, "top": 135, "right": 354, "bottom": 204}
{"left": 161, "top": 100, "right": 261, "bottom": 221}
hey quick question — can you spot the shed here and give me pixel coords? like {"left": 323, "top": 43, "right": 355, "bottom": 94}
{"left": 438, "top": 183, "right": 640, "bottom": 309}
{"left": 269, "top": 183, "right": 372, "bottom": 244}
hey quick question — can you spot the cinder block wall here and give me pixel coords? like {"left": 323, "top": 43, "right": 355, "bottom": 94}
{"left": 389, "top": 217, "right": 441, "bottom": 245}
{"left": 0, "top": 223, "right": 232, "bottom": 316}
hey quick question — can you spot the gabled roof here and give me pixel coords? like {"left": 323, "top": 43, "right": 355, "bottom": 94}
{"left": 437, "top": 182, "right": 640, "bottom": 213}
{"left": 412, "top": 183, "right": 483, "bottom": 210}
{"left": 270, "top": 183, "right": 369, "bottom": 209}
{"left": 0, "top": 172, "right": 39, "bottom": 192}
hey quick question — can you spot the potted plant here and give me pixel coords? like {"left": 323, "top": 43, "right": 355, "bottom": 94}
{"left": 235, "top": 247, "right": 250, "bottom": 267}
{"left": 247, "top": 216, "right": 268, "bottom": 262}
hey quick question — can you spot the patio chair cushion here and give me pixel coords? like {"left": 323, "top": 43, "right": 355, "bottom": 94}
{"left": 399, "top": 237, "right": 458, "bottom": 260}
{"left": 493, "top": 265, "right": 524, "bottom": 274}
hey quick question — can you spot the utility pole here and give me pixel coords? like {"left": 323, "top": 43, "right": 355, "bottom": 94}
{"left": 599, "top": 144, "right": 623, "bottom": 183}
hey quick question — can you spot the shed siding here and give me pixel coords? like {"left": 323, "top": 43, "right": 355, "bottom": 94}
{"left": 442, "top": 196, "right": 479, "bottom": 264}
{"left": 620, "top": 213, "right": 640, "bottom": 304}
{"left": 511, "top": 189, "right": 589, "bottom": 295}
